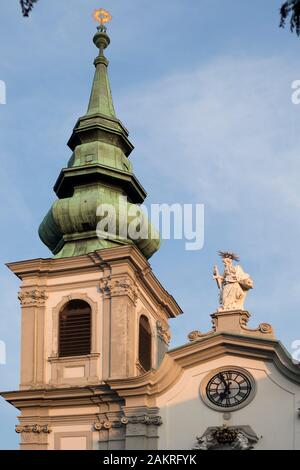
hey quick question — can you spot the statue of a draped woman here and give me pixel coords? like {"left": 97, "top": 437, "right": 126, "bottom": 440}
{"left": 213, "top": 252, "right": 253, "bottom": 311}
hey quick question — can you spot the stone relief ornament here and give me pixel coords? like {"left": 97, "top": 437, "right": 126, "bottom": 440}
{"left": 193, "top": 425, "right": 259, "bottom": 451}
{"left": 18, "top": 289, "right": 48, "bottom": 307}
{"left": 16, "top": 424, "right": 51, "bottom": 434}
{"left": 94, "top": 420, "right": 113, "bottom": 431}
{"left": 213, "top": 252, "right": 253, "bottom": 311}
{"left": 93, "top": 414, "right": 131, "bottom": 431}
{"left": 188, "top": 329, "right": 216, "bottom": 341}
{"left": 124, "top": 415, "right": 162, "bottom": 426}
{"left": 188, "top": 331, "right": 202, "bottom": 341}
{"left": 93, "top": 413, "right": 162, "bottom": 430}
{"left": 240, "top": 317, "right": 274, "bottom": 336}
{"left": 156, "top": 320, "right": 171, "bottom": 345}
{"left": 99, "top": 277, "right": 138, "bottom": 304}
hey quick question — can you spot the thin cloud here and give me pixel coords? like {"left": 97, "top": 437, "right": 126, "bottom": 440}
{"left": 118, "top": 54, "right": 300, "bottom": 345}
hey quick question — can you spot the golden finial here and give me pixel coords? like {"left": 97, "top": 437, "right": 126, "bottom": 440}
{"left": 93, "top": 8, "right": 112, "bottom": 28}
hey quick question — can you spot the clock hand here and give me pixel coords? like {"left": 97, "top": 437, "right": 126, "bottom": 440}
{"left": 218, "top": 373, "right": 230, "bottom": 399}
{"left": 218, "top": 373, "right": 227, "bottom": 388}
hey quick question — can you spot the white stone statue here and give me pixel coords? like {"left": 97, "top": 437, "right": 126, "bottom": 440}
{"left": 213, "top": 252, "right": 253, "bottom": 312}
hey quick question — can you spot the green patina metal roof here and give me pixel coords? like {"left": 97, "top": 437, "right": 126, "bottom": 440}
{"left": 39, "top": 27, "right": 160, "bottom": 259}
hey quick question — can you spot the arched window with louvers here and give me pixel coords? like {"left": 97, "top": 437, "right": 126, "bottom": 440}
{"left": 59, "top": 300, "right": 91, "bottom": 358}
{"left": 138, "top": 315, "right": 152, "bottom": 372}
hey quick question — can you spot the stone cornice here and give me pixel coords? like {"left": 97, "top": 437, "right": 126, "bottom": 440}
{"left": 7, "top": 246, "right": 182, "bottom": 319}
{"left": 106, "top": 332, "right": 300, "bottom": 402}
{"left": 6, "top": 246, "right": 147, "bottom": 279}
{"left": 2, "top": 333, "right": 299, "bottom": 411}
{"left": 1, "top": 385, "right": 124, "bottom": 410}
{"left": 170, "top": 333, "right": 300, "bottom": 384}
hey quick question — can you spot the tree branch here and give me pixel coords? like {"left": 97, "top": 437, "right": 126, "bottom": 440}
{"left": 20, "top": 0, "right": 38, "bottom": 17}
{"left": 280, "top": 0, "right": 300, "bottom": 36}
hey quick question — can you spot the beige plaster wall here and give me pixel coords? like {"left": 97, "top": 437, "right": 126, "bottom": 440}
{"left": 157, "top": 355, "right": 300, "bottom": 450}
{"left": 20, "top": 267, "right": 164, "bottom": 388}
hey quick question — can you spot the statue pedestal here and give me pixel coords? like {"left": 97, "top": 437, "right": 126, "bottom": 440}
{"left": 211, "top": 310, "right": 250, "bottom": 334}
{"left": 211, "top": 310, "right": 274, "bottom": 339}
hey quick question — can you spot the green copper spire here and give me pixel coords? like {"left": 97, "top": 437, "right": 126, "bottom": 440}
{"left": 39, "top": 23, "right": 160, "bottom": 259}
{"left": 86, "top": 31, "right": 116, "bottom": 117}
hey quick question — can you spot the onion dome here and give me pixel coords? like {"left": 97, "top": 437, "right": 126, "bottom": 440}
{"left": 39, "top": 23, "right": 160, "bottom": 259}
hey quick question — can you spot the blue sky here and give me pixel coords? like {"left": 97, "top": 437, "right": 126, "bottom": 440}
{"left": 1, "top": 0, "right": 300, "bottom": 449}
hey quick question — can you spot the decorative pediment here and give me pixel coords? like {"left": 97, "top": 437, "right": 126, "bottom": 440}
{"left": 107, "top": 332, "right": 300, "bottom": 405}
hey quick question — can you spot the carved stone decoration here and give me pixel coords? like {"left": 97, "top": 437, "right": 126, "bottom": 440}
{"left": 193, "top": 432, "right": 216, "bottom": 450}
{"left": 99, "top": 277, "right": 138, "bottom": 304}
{"left": 240, "top": 317, "right": 274, "bottom": 336}
{"left": 232, "top": 432, "right": 254, "bottom": 450}
{"left": 258, "top": 323, "right": 273, "bottom": 334}
{"left": 193, "top": 425, "right": 259, "bottom": 451}
{"left": 94, "top": 421, "right": 112, "bottom": 431}
{"left": 94, "top": 415, "right": 130, "bottom": 431}
{"left": 188, "top": 330, "right": 214, "bottom": 342}
{"left": 157, "top": 320, "right": 171, "bottom": 345}
{"left": 188, "top": 331, "right": 201, "bottom": 341}
{"left": 94, "top": 420, "right": 116, "bottom": 430}
{"left": 213, "top": 252, "right": 253, "bottom": 312}
{"left": 16, "top": 424, "right": 51, "bottom": 434}
{"left": 206, "top": 308, "right": 274, "bottom": 338}
{"left": 18, "top": 289, "right": 48, "bottom": 308}
{"left": 94, "top": 414, "right": 162, "bottom": 431}
{"left": 124, "top": 415, "right": 162, "bottom": 426}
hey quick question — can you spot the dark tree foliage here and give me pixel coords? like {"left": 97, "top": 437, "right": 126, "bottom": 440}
{"left": 20, "top": 0, "right": 38, "bottom": 17}
{"left": 280, "top": 0, "right": 300, "bottom": 35}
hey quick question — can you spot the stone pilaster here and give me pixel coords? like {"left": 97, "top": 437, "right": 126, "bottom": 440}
{"left": 156, "top": 320, "right": 171, "bottom": 366}
{"left": 16, "top": 424, "right": 51, "bottom": 451}
{"left": 18, "top": 289, "right": 48, "bottom": 388}
{"left": 123, "top": 407, "right": 162, "bottom": 450}
{"left": 100, "top": 276, "right": 138, "bottom": 380}
{"left": 94, "top": 415, "right": 126, "bottom": 450}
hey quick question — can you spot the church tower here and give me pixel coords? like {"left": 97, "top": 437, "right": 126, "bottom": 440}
{"left": 2, "top": 11, "right": 300, "bottom": 452}
{"left": 2, "top": 13, "right": 181, "bottom": 450}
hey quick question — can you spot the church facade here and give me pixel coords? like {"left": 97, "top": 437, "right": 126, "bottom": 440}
{"left": 1, "top": 17, "right": 300, "bottom": 451}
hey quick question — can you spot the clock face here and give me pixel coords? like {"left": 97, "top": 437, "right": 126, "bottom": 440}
{"left": 206, "top": 370, "right": 252, "bottom": 409}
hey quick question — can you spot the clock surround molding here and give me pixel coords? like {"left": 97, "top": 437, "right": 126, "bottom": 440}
{"left": 200, "top": 366, "right": 256, "bottom": 412}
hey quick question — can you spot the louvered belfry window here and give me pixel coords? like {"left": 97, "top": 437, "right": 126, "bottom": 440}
{"left": 138, "top": 315, "right": 152, "bottom": 372}
{"left": 59, "top": 300, "right": 91, "bottom": 358}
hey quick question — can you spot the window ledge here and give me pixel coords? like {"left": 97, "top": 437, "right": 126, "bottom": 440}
{"left": 48, "top": 353, "right": 100, "bottom": 363}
